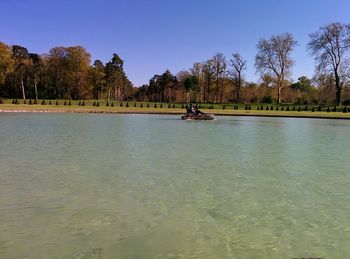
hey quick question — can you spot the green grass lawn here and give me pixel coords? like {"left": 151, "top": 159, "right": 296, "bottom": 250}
{"left": 1, "top": 99, "right": 350, "bottom": 119}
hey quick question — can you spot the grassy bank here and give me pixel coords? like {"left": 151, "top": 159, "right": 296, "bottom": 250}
{"left": 1, "top": 99, "right": 350, "bottom": 119}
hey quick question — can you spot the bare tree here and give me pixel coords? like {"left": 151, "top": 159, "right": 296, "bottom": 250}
{"left": 308, "top": 22, "right": 350, "bottom": 105}
{"left": 202, "top": 59, "right": 215, "bottom": 102}
{"left": 255, "top": 33, "right": 297, "bottom": 104}
{"left": 212, "top": 53, "right": 226, "bottom": 103}
{"left": 229, "top": 53, "right": 247, "bottom": 102}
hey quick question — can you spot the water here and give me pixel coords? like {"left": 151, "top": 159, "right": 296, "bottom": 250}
{"left": 1, "top": 113, "right": 350, "bottom": 258}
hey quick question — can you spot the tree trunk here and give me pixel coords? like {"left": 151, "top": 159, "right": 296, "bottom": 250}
{"left": 335, "top": 72, "right": 341, "bottom": 105}
{"left": 34, "top": 74, "right": 38, "bottom": 100}
{"left": 21, "top": 80, "right": 26, "bottom": 100}
{"left": 236, "top": 76, "right": 241, "bottom": 102}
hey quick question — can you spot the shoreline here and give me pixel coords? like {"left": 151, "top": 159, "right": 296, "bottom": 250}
{"left": 1, "top": 106, "right": 350, "bottom": 120}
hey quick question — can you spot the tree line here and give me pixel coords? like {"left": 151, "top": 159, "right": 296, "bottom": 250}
{"left": 1, "top": 22, "right": 350, "bottom": 105}
{"left": 0, "top": 45, "right": 132, "bottom": 101}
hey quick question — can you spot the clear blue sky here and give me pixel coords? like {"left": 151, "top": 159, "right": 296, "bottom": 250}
{"left": 1, "top": 0, "right": 350, "bottom": 86}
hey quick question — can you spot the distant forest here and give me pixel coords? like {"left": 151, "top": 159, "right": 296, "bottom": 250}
{"left": 1, "top": 22, "right": 350, "bottom": 105}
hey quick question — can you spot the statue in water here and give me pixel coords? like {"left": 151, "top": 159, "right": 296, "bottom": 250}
{"left": 182, "top": 103, "right": 213, "bottom": 120}
{"left": 185, "top": 104, "right": 204, "bottom": 116}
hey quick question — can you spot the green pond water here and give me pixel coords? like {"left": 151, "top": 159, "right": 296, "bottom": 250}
{"left": 1, "top": 113, "right": 350, "bottom": 259}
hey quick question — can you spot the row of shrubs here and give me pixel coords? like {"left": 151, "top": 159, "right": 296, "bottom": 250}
{"left": 252, "top": 104, "right": 348, "bottom": 113}
{"left": 3, "top": 99, "right": 349, "bottom": 113}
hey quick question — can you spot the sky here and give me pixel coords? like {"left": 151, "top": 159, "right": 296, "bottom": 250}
{"left": 1, "top": 0, "right": 350, "bottom": 86}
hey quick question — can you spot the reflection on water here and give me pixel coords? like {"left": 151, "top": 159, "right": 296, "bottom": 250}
{"left": 1, "top": 113, "right": 350, "bottom": 258}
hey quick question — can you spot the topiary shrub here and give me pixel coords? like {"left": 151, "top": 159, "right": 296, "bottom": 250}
{"left": 333, "top": 106, "right": 336, "bottom": 112}
{"left": 64, "top": 100, "right": 67, "bottom": 105}
{"left": 276, "top": 106, "right": 279, "bottom": 111}
{"left": 168, "top": 103, "right": 171, "bottom": 108}
{"left": 292, "top": 106, "right": 296, "bottom": 111}
{"left": 78, "top": 100, "right": 81, "bottom": 106}
{"left": 160, "top": 103, "right": 163, "bottom": 108}
{"left": 172, "top": 104, "right": 175, "bottom": 108}
{"left": 41, "top": 99, "right": 46, "bottom": 105}
{"left": 93, "top": 101, "right": 96, "bottom": 106}
{"left": 327, "top": 107, "right": 330, "bottom": 112}
{"left": 28, "top": 99, "right": 32, "bottom": 105}
{"left": 106, "top": 101, "right": 109, "bottom": 106}
{"left": 147, "top": 103, "right": 150, "bottom": 108}
{"left": 96, "top": 101, "right": 100, "bottom": 107}
{"left": 126, "top": 102, "right": 129, "bottom": 107}
{"left": 257, "top": 106, "right": 260, "bottom": 111}
{"left": 317, "top": 105, "right": 322, "bottom": 112}
{"left": 281, "top": 106, "right": 284, "bottom": 111}
{"left": 286, "top": 106, "right": 289, "bottom": 111}
{"left": 245, "top": 104, "right": 248, "bottom": 110}
{"left": 270, "top": 105, "right": 273, "bottom": 110}
{"left": 56, "top": 100, "right": 59, "bottom": 105}
{"left": 260, "top": 105, "right": 264, "bottom": 110}
{"left": 154, "top": 103, "right": 157, "bottom": 108}
{"left": 298, "top": 106, "right": 301, "bottom": 111}
{"left": 234, "top": 105, "right": 239, "bottom": 110}
{"left": 304, "top": 106, "right": 308, "bottom": 111}
{"left": 110, "top": 102, "right": 113, "bottom": 107}
{"left": 311, "top": 106, "right": 315, "bottom": 112}
{"left": 120, "top": 102, "right": 123, "bottom": 107}
{"left": 223, "top": 105, "right": 226, "bottom": 110}
{"left": 49, "top": 100, "right": 52, "bottom": 105}
{"left": 266, "top": 105, "right": 269, "bottom": 111}
{"left": 140, "top": 103, "right": 143, "bottom": 108}
{"left": 133, "top": 102, "right": 136, "bottom": 107}
{"left": 82, "top": 100, "right": 85, "bottom": 106}
{"left": 68, "top": 100, "right": 71, "bottom": 106}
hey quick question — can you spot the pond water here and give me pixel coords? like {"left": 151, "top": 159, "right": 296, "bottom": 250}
{"left": 1, "top": 113, "right": 350, "bottom": 258}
